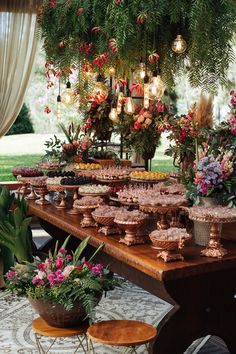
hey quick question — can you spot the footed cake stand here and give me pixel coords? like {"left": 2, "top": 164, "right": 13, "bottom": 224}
{"left": 32, "top": 186, "right": 50, "bottom": 206}
{"left": 185, "top": 206, "right": 236, "bottom": 258}
{"left": 74, "top": 205, "right": 99, "bottom": 227}
{"left": 140, "top": 204, "right": 180, "bottom": 230}
{"left": 114, "top": 218, "right": 147, "bottom": 246}
{"left": 149, "top": 228, "right": 192, "bottom": 262}
{"left": 91, "top": 213, "right": 121, "bottom": 236}
{"left": 17, "top": 177, "right": 38, "bottom": 200}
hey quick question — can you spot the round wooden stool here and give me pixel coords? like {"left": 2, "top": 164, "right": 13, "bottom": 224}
{"left": 32, "top": 317, "right": 89, "bottom": 354}
{"left": 87, "top": 320, "right": 157, "bottom": 354}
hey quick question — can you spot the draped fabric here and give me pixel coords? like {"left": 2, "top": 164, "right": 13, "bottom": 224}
{"left": 0, "top": 0, "right": 40, "bottom": 137}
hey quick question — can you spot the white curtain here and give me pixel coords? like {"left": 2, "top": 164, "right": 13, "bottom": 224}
{"left": 0, "top": 0, "right": 40, "bottom": 137}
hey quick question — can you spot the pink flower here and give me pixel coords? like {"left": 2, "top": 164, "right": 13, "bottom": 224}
{"left": 38, "top": 280, "right": 45, "bottom": 286}
{"left": 134, "top": 121, "right": 141, "bottom": 130}
{"left": 156, "top": 101, "right": 164, "bottom": 113}
{"left": 32, "top": 276, "right": 38, "bottom": 285}
{"left": 87, "top": 117, "right": 92, "bottom": 124}
{"left": 230, "top": 128, "right": 236, "bottom": 135}
{"left": 58, "top": 248, "right": 66, "bottom": 255}
{"left": 92, "top": 264, "right": 103, "bottom": 276}
{"left": 6, "top": 270, "right": 16, "bottom": 278}
{"left": 55, "top": 258, "right": 64, "bottom": 269}
{"left": 137, "top": 115, "right": 145, "bottom": 123}
{"left": 66, "top": 255, "right": 72, "bottom": 260}
{"left": 144, "top": 118, "right": 152, "bottom": 126}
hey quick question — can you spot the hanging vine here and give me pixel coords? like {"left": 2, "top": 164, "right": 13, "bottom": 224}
{"left": 38, "top": 0, "right": 236, "bottom": 92}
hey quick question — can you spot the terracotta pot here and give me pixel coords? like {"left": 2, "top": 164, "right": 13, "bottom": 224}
{"left": 28, "top": 297, "right": 87, "bottom": 328}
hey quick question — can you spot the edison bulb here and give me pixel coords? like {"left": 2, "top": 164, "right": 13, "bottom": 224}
{"left": 74, "top": 94, "right": 81, "bottom": 109}
{"left": 124, "top": 97, "right": 135, "bottom": 114}
{"left": 171, "top": 34, "right": 187, "bottom": 54}
{"left": 92, "top": 81, "right": 108, "bottom": 102}
{"left": 144, "top": 84, "right": 149, "bottom": 109}
{"left": 107, "top": 66, "right": 116, "bottom": 76}
{"left": 149, "top": 75, "right": 165, "bottom": 99}
{"left": 116, "top": 92, "right": 124, "bottom": 114}
{"left": 61, "top": 82, "right": 74, "bottom": 106}
{"left": 133, "top": 62, "right": 151, "bottom": 83}
{"left": 109, "top": 108, "right": 118, "bottom": 122}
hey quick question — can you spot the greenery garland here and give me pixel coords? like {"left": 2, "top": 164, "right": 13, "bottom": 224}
{"left": 38, "top": 0, "right": 236, "bottom": 91}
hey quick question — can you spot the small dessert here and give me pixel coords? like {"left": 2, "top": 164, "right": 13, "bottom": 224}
{"left": 139, "top": 194, "right": 188, "bottom": 207}
{"left": 79, "top": 184, "right": 110, "bottom": 194}
{"left": 12, "top": 166, "right": 43, "bottom": 177}
{"left": 29, "top": 176, "right": 48, "bottom": 187}
{"left": 96, "top": 167, "right": 131, "bottom": 180}
{"left": 73, "top": 163, "right": 101, "bottom": 170}
{"left": 37, "top": 161, "right": 66, "bottom": 170}
{"left": 92, "top": 205, "right": 121, "bottom": 217}
{"left": 47, "top": 170, "right": 75, "bottom": 178}
{"left": 115, "top": 209, "right": 147, "bottom": 223}
{"left": 73, "top": 196, "right": 104, "bottom": 207}
{"left": 130, "top": 171, "right": 168, "bottom": 181}
{"left": 47, "top": 177, "right": 62, "bottom": 185}
{"left": 60, "top": 176, "right": 92, "bottom": 186}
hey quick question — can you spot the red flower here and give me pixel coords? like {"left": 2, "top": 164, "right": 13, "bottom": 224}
{"left": 83, "top": 261, "right": 93, "bottom": 269}
{"left": 134, "top": 122, "right": 141, "bottom": 130}
{"left": 77, "top": 7, "right": 84, "bottom": 16}
{"left": 76, "top": 265, "right": 83, "bottom": 270}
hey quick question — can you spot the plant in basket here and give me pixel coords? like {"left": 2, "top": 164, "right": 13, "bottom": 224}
{"left": 5, "top": 236, "right": 119, "bottom": 327}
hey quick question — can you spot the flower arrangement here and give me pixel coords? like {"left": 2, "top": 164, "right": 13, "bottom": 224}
{"left": 119, "top": 99, "right": 173, "bottom": 160}
{"left": 5, "top": 236, "right": 118, "bottom": 320}
{"left": 83, "top": 92, "right": 114, "bottom": 141}
{"left": 185, "top": 149, "right": 236, "bottom": 206}
{"left": 165, "top": 94, "right": 213, "bottom": 169}
{"left": 42, "top": 123, "right": 92, "bottom": 163}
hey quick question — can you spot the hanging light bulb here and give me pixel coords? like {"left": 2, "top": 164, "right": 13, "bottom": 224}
{"left": 149, "top": 69, "right": 165, "bottom": 99}
{"left": 92, "top": 74, "right": 108, "bottom": 102}
{"left": 171, "top": 34, "right": 187, "bottom": 54}
{"left": 133, "top": 61, "right": 151, "bottom": 83}
{"left": 74, "top": 94, "right": 81, "bottom": 109}
{"left": 57, "top": 95, "right": 61, "bottom": 120}
{"left": 107, "top": 66, "right": 116, "bottom": 77}
{"left": 124, "top": 97, "right": 135, "bottom": 115}
{"left": 61, "top": 81, "right": 74, "bottom": 106}
{"left": 116, "top": 92, "right": 124, "bottom": 114}
{"left": 143, "top": 75, "right": 149, "bottom": 109}
{"left": 109, "top": 108, "right": 118, "bottom": 122}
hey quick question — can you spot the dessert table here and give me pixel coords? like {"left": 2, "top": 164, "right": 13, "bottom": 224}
{"left": 28, "top": 200, "right": 236, "bottom": 354}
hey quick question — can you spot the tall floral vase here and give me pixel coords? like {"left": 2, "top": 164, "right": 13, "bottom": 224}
{"left": 193, "top": 197, "right": 222, "bottom": 246}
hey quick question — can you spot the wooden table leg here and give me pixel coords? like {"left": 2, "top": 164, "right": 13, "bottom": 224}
{"left": 151, "top": 268, "right": 236, "bottom": 354}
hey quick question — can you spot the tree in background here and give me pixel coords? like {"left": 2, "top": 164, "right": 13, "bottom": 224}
{"left": 7, "top": 104, "right": 34, "bottom": 135}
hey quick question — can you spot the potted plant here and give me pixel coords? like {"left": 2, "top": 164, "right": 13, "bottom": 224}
{"left": 5, "top": 235, "right": 119, "bottom": 327}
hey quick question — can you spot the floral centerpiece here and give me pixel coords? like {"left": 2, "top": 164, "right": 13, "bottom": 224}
{"left": 42, "top": 123, "right": 92, "bottom": 164}
{"left": 119, "top": 99, "right": 173, "bottom": 162}
{"left": 165, "top": 94, "right": 213, "bottom": 171}
{"left": 83, "top": 91, "right": 114, "bottom": 142}
{"left": 185, "top": 150, "right": 236, "bottom": 207}
{"left": 5, "top": 236, "right": 118, "bottom": 327}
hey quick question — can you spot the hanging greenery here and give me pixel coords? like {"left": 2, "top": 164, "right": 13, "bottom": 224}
{"left": 38, "top": 0, "right": 236, "bottom": 92}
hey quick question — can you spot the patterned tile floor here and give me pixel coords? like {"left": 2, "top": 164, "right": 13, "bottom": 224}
{"left": 0, "top": 281, "right": 212, "bottom": 354}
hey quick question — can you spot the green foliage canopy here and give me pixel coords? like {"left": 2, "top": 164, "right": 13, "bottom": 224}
{"left": 39, "top": 0, "right": 236, "bottom": 91}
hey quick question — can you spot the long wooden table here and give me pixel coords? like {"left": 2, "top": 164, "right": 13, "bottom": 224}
{"left": 29, "top": 201, "right": 236, "bottom": 354}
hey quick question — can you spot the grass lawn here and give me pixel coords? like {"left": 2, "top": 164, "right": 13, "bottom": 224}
{"left": 0, "top": 155, "right": 42, "bottom": 181}
{"left": 0, "top": 154, "right": 176, "bottom": 181}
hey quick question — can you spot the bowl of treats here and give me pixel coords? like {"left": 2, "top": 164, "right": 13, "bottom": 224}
{"left": 91, "top": 205, "right": 122, "bottom": 235}
{"left": 73, "top": 196, "right": 104, "bottom": 227}
{"left": 114, "top": 210, "right": 148, "bottom": 246}
{"left": 149, "top": 228, "right": 192, "bottom": 262}
{"left": 79, "top": 184, "right": 110, "bottom": 196}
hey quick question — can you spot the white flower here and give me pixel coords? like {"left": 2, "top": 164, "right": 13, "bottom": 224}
{"left": 37, "top": 271, "right": 46, "bottom": 279}
{"left": 62, "top": 265, "right": 75, "bottom": 278}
